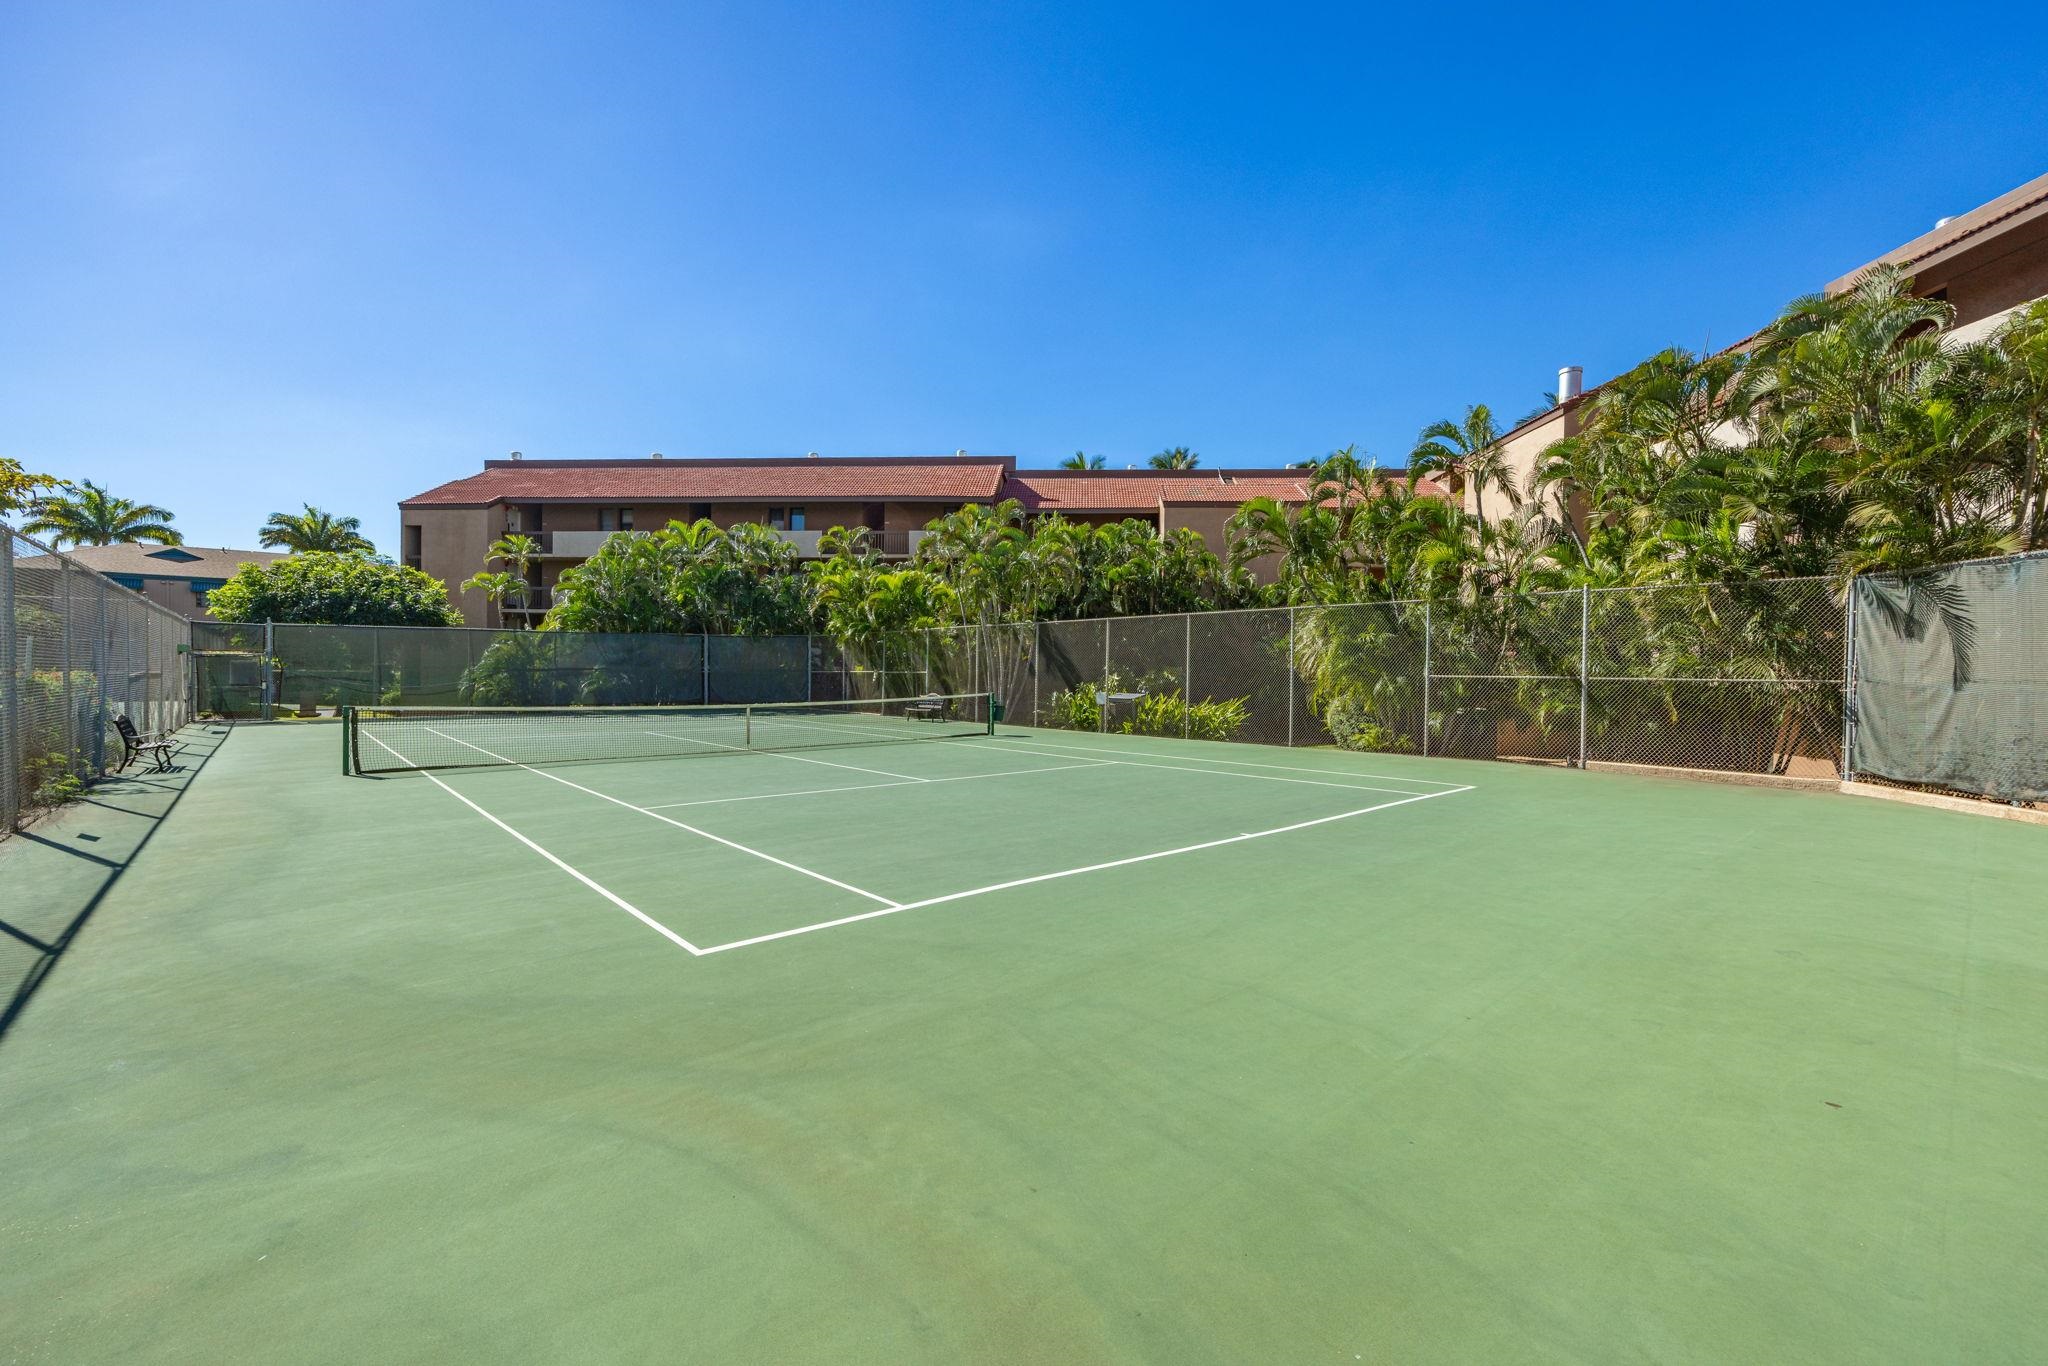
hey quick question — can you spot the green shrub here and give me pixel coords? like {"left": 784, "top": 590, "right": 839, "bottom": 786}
{"left": 1126, "top": 691, "right": 1250, "bottom": 741}
{"left": 1322, "top": 693, "right": 1413, "bottom": 753}
{"left": 1044, "top": 678, "right": 1249, "bottom": 742}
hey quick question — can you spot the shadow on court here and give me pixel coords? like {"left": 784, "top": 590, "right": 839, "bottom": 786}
{"left": 0, "top": 722, "right": 232, "bottom": 1042}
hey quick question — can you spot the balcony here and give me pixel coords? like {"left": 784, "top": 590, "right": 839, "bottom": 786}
{"left": 770, "top": 528, "right": 927, "bottom": 557}
{"left": 535, "top": 529, "right": 637, "bottom": 558}
{"left": 526, "top": 526, "right": 928, "bottom": 560}
{"left": 499, "top": 585, "right": 553, "bottom": 613}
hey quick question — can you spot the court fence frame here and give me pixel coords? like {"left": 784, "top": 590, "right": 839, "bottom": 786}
{"left": 175, "top": 560, "right": 2046, "bottom": 808}
{"left": 920, "top": 578, "right": 1855, "bottom": 785}
{"left": 2, "top": 524, "right": 194, "bottom": 831}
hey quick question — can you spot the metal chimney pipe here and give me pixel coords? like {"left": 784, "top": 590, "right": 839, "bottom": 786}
{"left": 1558, "top": 365, "right": 1584, "bottom": 403}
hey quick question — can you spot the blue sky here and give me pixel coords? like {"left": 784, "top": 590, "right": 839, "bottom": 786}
{"left": 4, "top": 1, "right": 2046, "bottom": 551}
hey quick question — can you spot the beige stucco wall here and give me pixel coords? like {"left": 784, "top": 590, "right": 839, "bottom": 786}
{"left": 1163, "top": 503, "right": 1281, "bottom": 582}
{"left": 1485, "top": 406, "right": 1574, "bottom": 522}
{"left": 403, "top": 507, "right": 495, "bottom": 627}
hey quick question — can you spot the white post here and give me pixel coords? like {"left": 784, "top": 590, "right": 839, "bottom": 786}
{"left": 1183, "top": 613, "right": 1192, "bottom": 740}
{"left": 1031, "top": 620, "right": 1041, "bottom": 727}
{"left": 261, "top": 619, "right": 274, "bottom": 720}
{"left": 59, "top": 561, "right": 76, "bottom": 766}
{"left": 0, "top": 531, "right": 19, "bottom": 827}
{"left": 93, "top": 584, "right": 108, "bottom": 772}
{"left": 1286, "top": 605, "right": 1296, "bottom": 747}
{"left": 1099, "top": 619, "right": 1110, "bottom": 733}
{"left": 1421, "top": 601, "right": 1431, "bottom": 758}
{"left": 1578, "top": 586, "right": 1590, "bottom": 769}
{"left": 1841, "top": 581, "right": 1858, "bottom": 782}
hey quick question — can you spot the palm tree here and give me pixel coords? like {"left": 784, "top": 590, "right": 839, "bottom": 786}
{"left": 1409, "top": 405, "right": 1519, "bottom": 534}
{"left": 1148, "top": 446, "right": 1199, "bottom": 470}
{"left": 1981, "top": 299, "right": 2048, "bottom": 548}
{"left": 21, "top": 481, "right": 181, "bottom": 547}
{"left": 1225, "top": 496, "right": 1345, "bottom": 603}
{"left": 461, "top": 532, "right": 543, "bottom": 620}
{"left": 1059, "top": 451, "right": 1106, "bottom": 470}
{"left": 260, "top": 505, "right": 376, "bottom": 554}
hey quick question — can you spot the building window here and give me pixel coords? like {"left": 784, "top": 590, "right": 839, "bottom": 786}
{"left": 788, "top": 506, "right": 806, "bottom": 531}
{"left": 768, "top": 506, "right": 788, "bottom": 530}
{"left": 689, "top": 503, "right": 712, "bottom": 523}
{"left": 598, "top": 507, "right": 636, "bottom": 532}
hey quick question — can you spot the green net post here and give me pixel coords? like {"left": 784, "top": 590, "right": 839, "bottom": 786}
{"left": 341, "top": 705, "right": 353, "bottom": 775}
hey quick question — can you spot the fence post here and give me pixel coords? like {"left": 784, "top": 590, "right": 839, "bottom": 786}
{"left": 1183, "top": 613, "right": 1192, "bottom": 740}
{"left": 1031, "top": 621, "right": 1040, "bottom": 726}
{"left": 1099, "top": 618, "right": 1110, "bottom": 733}
{"left": 1840, "top": 580, "right": 1858, "bottom": 782}
{"left": 59, "top": 560, "right": 76, "bottom": 772}
{"left": 1421, "top": 600, "right": 1431, "bottom": 758}
{"left": 1578, "top": 586, "right": 1590, "bottom": 769}
{"left": 701, "top": 632, "right": 710, "bottom": 703}
{"left": 0, "top": 531, "right": 19, "bottom": 828}
{"left": 93, "top": 583, "right": 109, "bottom": 772}
{"left": 1286, "top": 605, "right": 1296, "bottom": 747}
{"left": 261, "top": 619, "right": 275, "bottom": 720}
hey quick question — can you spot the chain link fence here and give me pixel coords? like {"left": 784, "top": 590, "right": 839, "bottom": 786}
{"left": 919, "top": 577, "right": 1848, "bottom": 779}
{"left": 190, "top": 622, "right": 849, "bottom": 717}
{"left": 3, "top": 525, "right": 194, "bottom": 831}
{"left": 168, "top": 563, "right": 2048, "bottom": 802}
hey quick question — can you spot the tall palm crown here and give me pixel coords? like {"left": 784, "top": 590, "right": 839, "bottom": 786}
{"left": 1408, "top": 404, "right": 1518, "bottom": 534}
{"left": 260, "top": 505, "right": 376, "bottom": 554}
{"left": 1148, "top": 447, "right": 1199, "bottom": 470}
{"left": 1059, "top": 451, "right": 1106, "bottom": 470}
{"left": 21, "top": 481, "right": 181, "bottom": 547}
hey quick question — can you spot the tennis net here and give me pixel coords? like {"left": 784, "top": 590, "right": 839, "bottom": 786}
{"left": 346, "top": 693, "right": 995, "bottom": 774}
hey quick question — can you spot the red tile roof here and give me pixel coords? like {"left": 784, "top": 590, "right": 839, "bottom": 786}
{"left": 402, "top": 457, "right": 1012, "bottom": 506}
{"left": 1002, "top": 469, "right": 1441, "bottom": 510}
{"left": 403, "top": 457, "right": 1445, "bottom": 513}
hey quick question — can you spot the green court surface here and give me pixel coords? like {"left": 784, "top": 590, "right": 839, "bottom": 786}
{"left": 4, "top": 718, "right": 2047, "bottom": 1363}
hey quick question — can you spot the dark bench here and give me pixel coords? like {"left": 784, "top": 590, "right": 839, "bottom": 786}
{"left": 114, "top": 715, "right": 176, "bottom": 773}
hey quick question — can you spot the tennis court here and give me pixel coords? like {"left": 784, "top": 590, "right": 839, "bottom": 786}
{"left": 5, "top": 708, "right": 2048, "bottom": 1363}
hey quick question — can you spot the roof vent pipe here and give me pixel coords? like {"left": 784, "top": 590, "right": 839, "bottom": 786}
{"left": 509, "top": 450, "right": 523, "bottom": 461}
{"left": 1935, "top": 216, "right": 1955, "bottom": 229}
{"left": 1558, "top": 365, "right": 1584, "bottom": 403}
{"left": 649, "top": 452, "right": 663, "bottom": 460}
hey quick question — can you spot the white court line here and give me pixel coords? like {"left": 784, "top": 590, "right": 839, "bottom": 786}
{"left": 640, "top": 728, "right": 933, "bottom": 782}
{"left": 641, "top": 760, "right": 1113, "bottom": 811}
{"left": 357, "top": 729, "right": 706, "bottom": 955}
{"left": 694, "top": 783, "right": 1473, "bottom": 955}
{"left": 977, "top": 733, "right": 1469, "bottom": 788}
{"left": 421, "top": 726, "right": 901, "bottom": 909}
{"left": 987, "top": 738, "right": 1445, "bottom": 798}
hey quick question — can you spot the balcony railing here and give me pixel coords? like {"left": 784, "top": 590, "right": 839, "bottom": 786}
{"left": 535, "top": 529, "right": 634, "bottom": 558}
{"left": 767, "top": 528, "right": 928, "bottom": 557}
{"left": 526, "top": 526, "right": 929, "bottom": 560}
